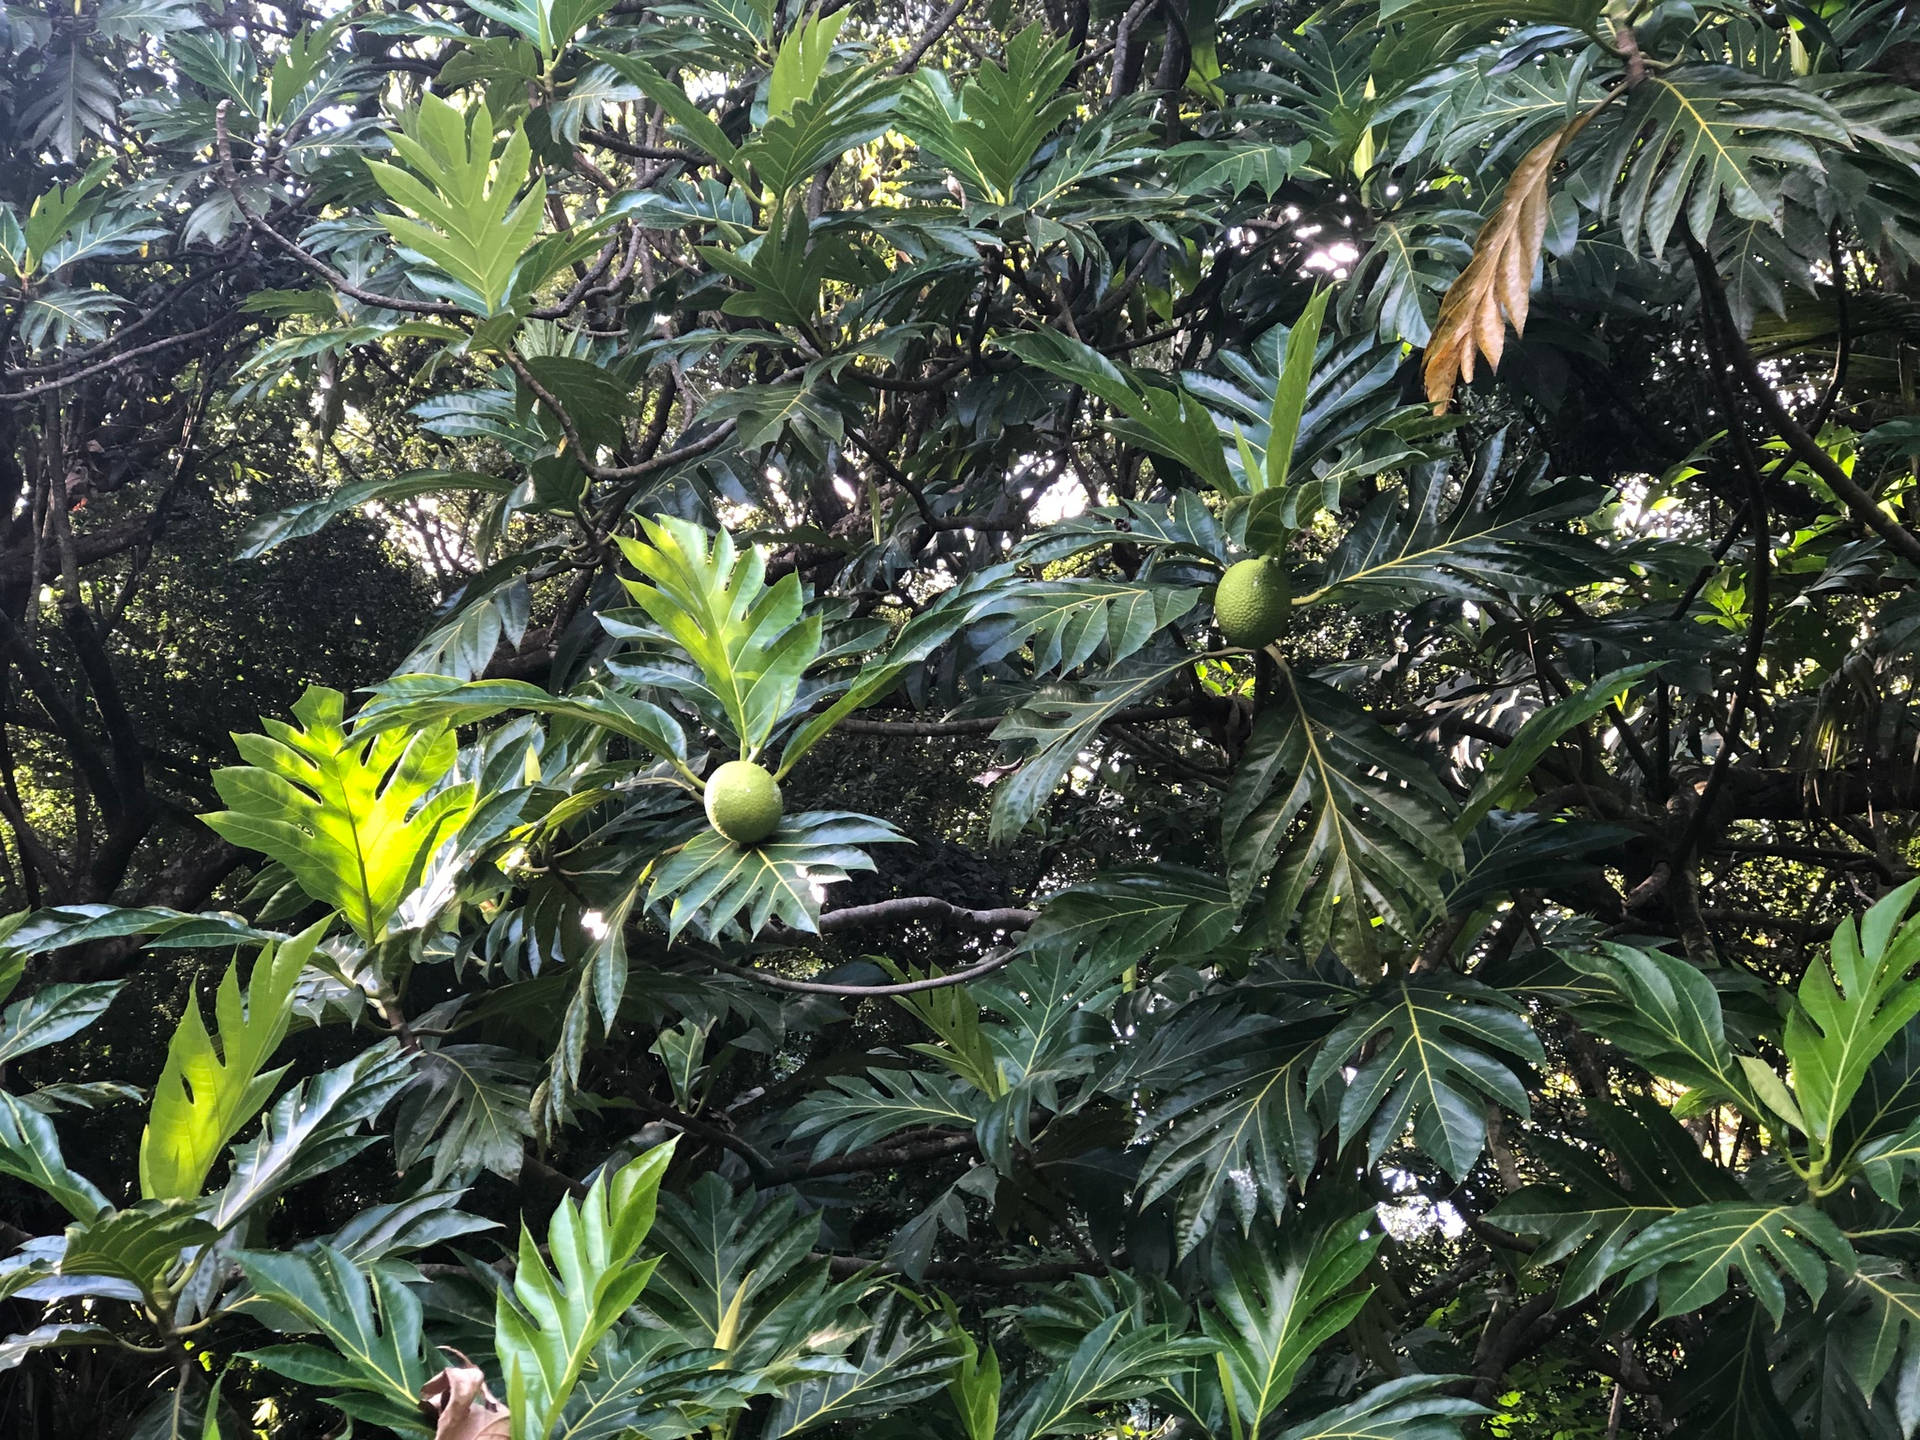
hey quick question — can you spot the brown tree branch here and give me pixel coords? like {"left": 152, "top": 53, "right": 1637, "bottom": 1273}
{"left": 819, "top": 897, "right": 1038, "bottom": 933}
{"left": 1688, "top": 226, "right": 1920, "bottom": 567}
{"left": 767, "top": 1129, "right": 977, "bottom": 1184}
{"left": 0, "top": 322, "right": 238, "bottom": 402}
{"left": 836, "top": 703, "right": 1198, "bottom": 736}
{"left": 214, "top": 101, "right": 465, "bottom": 319}
{"left": 1675, "top": 228, "right": 1772, "bottom": 870}
{"left": 713, "top": 947, "right": 1019, "bottom": 997}
{"left": 891, "top": 0, "right": 973, "bottom": 74}
{"left": 820, "top": 1252, "right": 1107, "bottom": 1283}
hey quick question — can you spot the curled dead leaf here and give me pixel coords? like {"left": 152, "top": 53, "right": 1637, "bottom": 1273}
{"left": 1422, "top": 108, "right": 1599, "bottom": 411}
{"left": 420, "top": 1356, "right": 511, "bottom": 1440}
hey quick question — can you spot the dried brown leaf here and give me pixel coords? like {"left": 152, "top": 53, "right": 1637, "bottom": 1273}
{"left": 1422, "top": 108, "right": 1599, "bottom": 410}
{"left": 420, "top": 1358, "right": 511, "bottom": 1440}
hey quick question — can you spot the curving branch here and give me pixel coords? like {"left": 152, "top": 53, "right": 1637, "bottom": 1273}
{"left": 1676, "top": 228, "right": 1773, "bottom": 871}
{"left": 214, "top": 100, "right": 465, "bottom": 320}
{"left": 713, "top": 948, "right": 1019, "bottom": 997}
{"left": 837, "top": 703, "right": 1199, "bottom": 736}
{"left": 818, "top": 896, "right": 1038, "bottom": 932}
{"left": 1688, "top": 226, "right": 1920, "bottom": 568}
{"left": 0, "top": 321, "right": 238, "bottom": 402}
{"left": 767, "top": 1129, "right": 977, "bottom": 1184}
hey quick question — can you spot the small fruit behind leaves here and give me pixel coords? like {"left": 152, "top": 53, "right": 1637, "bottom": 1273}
{"left": 1214, "top": 556, "right": 1290, "bottom": 649}
{"left": 705, "top": 760, "right": 783, "bottom": 845}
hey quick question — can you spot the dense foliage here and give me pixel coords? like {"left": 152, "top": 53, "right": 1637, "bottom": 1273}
{"left": 4, "top": 0, "right": 1920, "bottom": 1436}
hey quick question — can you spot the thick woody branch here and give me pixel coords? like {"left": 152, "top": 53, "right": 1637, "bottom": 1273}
{"left": 0, "top": 609, "right": 119, "bottom": 815}
{"left": 0, "top": 517, "right": 161, "bottom": 587}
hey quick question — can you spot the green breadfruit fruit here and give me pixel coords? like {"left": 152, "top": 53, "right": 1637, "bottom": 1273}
{"left": 705, "top": 760, "right": 784, "bottom": 845}
{"left": 1214, "top": 556, "right": 1291, "bottom": 648}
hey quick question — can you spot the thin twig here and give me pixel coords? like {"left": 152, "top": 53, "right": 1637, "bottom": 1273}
{"left": 1676, "top": 230, "right": 1775, "bottom": 868}
{"left": 0, "top": 322, "right": 237, "bottom": 402}
{"left": 215, "top": 101, "right": 465, "bottom": 319}
{"left": 1690, "top": 225, "right": 1920, "bottom": 566}
{"left": 713, "top": 949, "right": 1018, "bottom": 996}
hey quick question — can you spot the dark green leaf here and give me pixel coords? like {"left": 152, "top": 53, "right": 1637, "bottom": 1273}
{"left": 1308, "top": 978, "right": 1542, "bottom": 1179}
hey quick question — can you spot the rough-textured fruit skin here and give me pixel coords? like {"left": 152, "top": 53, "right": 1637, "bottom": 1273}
{"left": 706, "top": 760, "right": 783, "bottom": 845}
{"left": 1214, "top": 557, "right": 1290, "bottom": 648}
